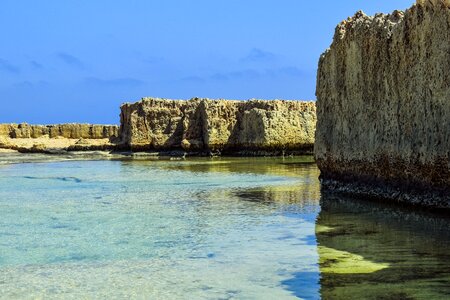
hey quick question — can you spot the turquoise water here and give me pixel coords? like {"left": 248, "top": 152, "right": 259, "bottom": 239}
{"left": 0, "top": 157, "right": 321, "bottom": 299}
{"left": 0, "top": 156, "right": 449, "bottom": 299}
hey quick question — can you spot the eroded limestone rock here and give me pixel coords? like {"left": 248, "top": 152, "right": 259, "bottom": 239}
{"left": 119, "top": 98, "right": 316, "bottom": 155}
{"left": 0, "top": 123, "right": 119, "bottom": 153}
{"left": 0, "top": 123, "right": 118, "bottom": 139}
{"left": 315, "top": 1, "right": 450, "bottom": 208}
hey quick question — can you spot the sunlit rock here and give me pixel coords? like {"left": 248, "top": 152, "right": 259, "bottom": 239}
{"left": 119, "top": 97, "right": 316, "bottom": 155}
{"left": 315, "top": 2, "right": 450, "bottom": 208}
{"left": 0, "top": 123, "right": 119, "bottom": 153}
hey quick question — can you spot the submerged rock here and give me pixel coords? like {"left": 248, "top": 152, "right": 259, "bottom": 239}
{"left": 119, "top": 98, "right": 316, "bottom": 155}
{"left": 315, "top": 1, "right": 450, "bottom": 209}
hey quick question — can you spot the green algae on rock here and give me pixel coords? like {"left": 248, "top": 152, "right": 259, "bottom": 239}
{"left": 318, "top": 246, "right": 389, "bottom": 274}
{"left": 119, "top": 97, "right": 316, "bottom": 155}
{"left": 316, "top": 193, "right": 450, "bottom": 299}
{"left": 315, "top": 0, "right": 450, "bottom": 209}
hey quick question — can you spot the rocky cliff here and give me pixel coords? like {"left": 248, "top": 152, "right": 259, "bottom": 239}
{"left": 0, "top": 123, "right": 119, "bottom": 153}
{"left": 315, "top": 0, "right": 450, "bottom": 208}
{"left": 119, "top": 98, "right": 316, "bottom": 155}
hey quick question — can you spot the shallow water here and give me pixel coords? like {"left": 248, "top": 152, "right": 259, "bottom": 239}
{"left": 0, "top": 156, "right": 449, "bottom": 299}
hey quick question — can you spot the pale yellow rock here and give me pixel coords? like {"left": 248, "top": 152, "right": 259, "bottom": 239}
{"left": 0, "top": 123, "right": 118, "bottom": 139}
{"left": 0, "top": 123, "right": 119, "bottom": 153}
{"left": 0, "top": 137, "right": 114, "bottom": 152}
{"left": 119, "top": 97, "right": 316, "bottom": 154}
{"left": 0, "top": 148, "right": 17, "bottom": 153}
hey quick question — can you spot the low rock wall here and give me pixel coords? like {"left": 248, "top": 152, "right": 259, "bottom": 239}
{"left": 0, "top": 124, "right": 118, "bottom": 139}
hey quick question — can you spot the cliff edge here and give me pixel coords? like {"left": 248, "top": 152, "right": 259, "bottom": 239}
{"left": 315, "top": 1, "right": 450, "bottom": 209}
{"left": 119, "top": 98, "right": 316, "bottom": 155}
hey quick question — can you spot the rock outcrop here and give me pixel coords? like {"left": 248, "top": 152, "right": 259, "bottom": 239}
{"left": 0, "top": 123, "right": 118, "bottom": 139}
{"left": 0, "top": 123, "right": 119, "bottom": 153}
{"left": 119, "top": 98, "right": 316, "bottom": 155}
{"left": 315, "top": 1, "right": 450, "bottom": 209}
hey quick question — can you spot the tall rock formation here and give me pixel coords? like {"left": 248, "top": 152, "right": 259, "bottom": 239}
{"left": 315, "top": 0, "right": 450, "bottom": 208}
{"left": 119, "top": 98, "right": 316, "bottom": 155}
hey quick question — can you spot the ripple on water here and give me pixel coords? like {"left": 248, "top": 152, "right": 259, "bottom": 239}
{"left": 0, "top": 157, "right": 321, "bottom": 299}
{"left": 0, "top": 157, "right": 449, "bottom": 299}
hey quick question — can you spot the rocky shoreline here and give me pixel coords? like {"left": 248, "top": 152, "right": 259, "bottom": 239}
{"left": 0, "top": 98, "right": 316, "bottom": 157}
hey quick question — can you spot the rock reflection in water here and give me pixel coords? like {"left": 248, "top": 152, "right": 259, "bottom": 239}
{"left": 315, "top": 193, "right": 450, "bottom": 299}
{"left": 165, "top": 156, "right": 321, "bottom": 205}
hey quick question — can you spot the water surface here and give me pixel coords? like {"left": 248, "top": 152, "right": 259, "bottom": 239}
{"left": 0, "top": 156, "right": 449, "bottom": 299}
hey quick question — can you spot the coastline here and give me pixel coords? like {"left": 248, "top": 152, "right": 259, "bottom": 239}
{"left": 1, "top": 98, "right": 316, "bottom": 157}
{"left": 0, "top": 137, "right": 313, "bottom": 157}
{"left": 0, "top": 148, "right": 317, "bottom": 166}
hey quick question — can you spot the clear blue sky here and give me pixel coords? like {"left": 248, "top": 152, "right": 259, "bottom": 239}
{"left": 0, "top": 0, "right": 414, "bottom": 124}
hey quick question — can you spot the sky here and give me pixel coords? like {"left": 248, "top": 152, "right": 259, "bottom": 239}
{"left": 0, "top": 0, "right": 414, "bottom": 124}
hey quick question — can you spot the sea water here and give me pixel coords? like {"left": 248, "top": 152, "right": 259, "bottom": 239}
{"left": 0, "top": 156, "right": 449, "bottom": 299}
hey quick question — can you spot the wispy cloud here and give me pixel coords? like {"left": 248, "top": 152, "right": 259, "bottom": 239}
{"left": 12, "top": 81, "right": 33, "bottom": 88}
{"left": 181, "top": 66, "right": 304, "bottom": 83}
{"left": 57, "top": 52, "right": 84, "bottom": 69}
{"left": 180, "top": 76, "right": 205, "bottom": 83}
{"left": 240, "top": 48, "right": 277, "bottom": 63}
{"left": 11, "top": 80, "right": 49, "bottom": 89}
{"left": 141, "top": 56, "right": 164, "bottom": 64}
{"left": 267, "top": 66, "right": 303, "bottom": 78}
{"left": 0, "top": 58, "right": 20, "bottom": 74}
{"left": 84, "top": 77, "right": 145, "bottom": 87}
{"left": 210, "top": 69, "right": 261, "bottom": 81}
{"left": 30, "top": 60, "right": 44, "bottom": 70}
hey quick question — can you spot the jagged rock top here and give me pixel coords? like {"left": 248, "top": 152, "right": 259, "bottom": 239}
{"left": 119, "top": 97, "right": 316, "bottom": 154}
{"left": 330, "top": 0, "right": 449, "bottom": 43}
{"left": 121, "top": 97, "right": 316, "bottom": 114}
{"left": 333, "top": 10, "right": 404, "bottom": 41}
{"left": 122, "top": 97, "right": 313, "bottom": 106}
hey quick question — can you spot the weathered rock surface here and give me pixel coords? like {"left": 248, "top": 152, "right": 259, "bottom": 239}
{"left": 315, "top": 0, "right": 450, "bottom": 209}
{"left": 0, "top": 123, "right": 118, "bottom": 139}
{"left": 119, "top": 98, "right": 316, "bottom": 155}
{"left": 0, "top": 123, "right": 119, "bottom": 153}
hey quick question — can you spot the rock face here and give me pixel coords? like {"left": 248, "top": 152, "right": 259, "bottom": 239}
{"left": 119, "top": 98, "right": 316, "bottom": 155}
{"left": 0, "top": 123, "right": 118, "bottom": 139}
{"left": 0, "top": 124, "right": 119, "bottom": 153}
{"left": 315, "top": 1, "right": 450, "bottom": 209}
